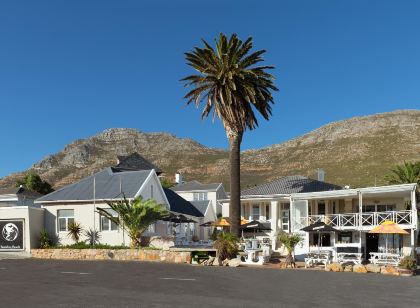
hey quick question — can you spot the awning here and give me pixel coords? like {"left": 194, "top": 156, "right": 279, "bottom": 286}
{"left": 301, "top": 222, "right": 338, "bottom": 232}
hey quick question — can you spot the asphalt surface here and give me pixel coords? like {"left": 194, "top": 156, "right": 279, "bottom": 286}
{"left": 0, "top": 259, "right": 419, "bottom": 307}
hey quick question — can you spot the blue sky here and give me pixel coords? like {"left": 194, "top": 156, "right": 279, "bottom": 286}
{"left": 1, "top": 0, "right": 419, "bottom": 178}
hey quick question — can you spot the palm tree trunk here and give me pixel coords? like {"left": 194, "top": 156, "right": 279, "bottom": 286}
{"left": 228, "top": 130, "right": 243, "bottom": 237}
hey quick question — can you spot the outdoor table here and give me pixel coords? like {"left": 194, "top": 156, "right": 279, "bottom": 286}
{"left": 369, "top": 252, "right": 401, "bottom": 266}
{"left": 337, "top": 253, "right": 362, "bottom": 265}
{"left": 305, "top": 252, "right": 332, "bottom": 268}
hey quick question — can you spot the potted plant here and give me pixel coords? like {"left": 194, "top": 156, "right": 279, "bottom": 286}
{"left": 213, "top": 232, "right": 239, "bottom": 264}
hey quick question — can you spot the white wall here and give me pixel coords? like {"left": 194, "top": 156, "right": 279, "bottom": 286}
{"left": 0, "top": 206, "right": 44, "bottom": 252}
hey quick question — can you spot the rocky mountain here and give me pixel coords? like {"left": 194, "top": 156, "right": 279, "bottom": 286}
{"left": 0, "top": 110, "right": 419, "bottom": 190}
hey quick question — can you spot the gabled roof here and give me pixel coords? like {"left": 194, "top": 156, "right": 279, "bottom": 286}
{"left": 114, "top": 153, "right": 162, "bottom": 174}
{"left": 241, "top": 175, "right": 342, "bottom": 196}
{"left": 190, "top": 200, "right": 212, "bottom": 216}
{"left": 36, "top": 168, "right": 151, "bottom": 203}
{"left": 163, "top": 188, "right": 204, "bottom": 218}
{"left": 171, "top": 180, "right": 221, "bottom": 192}
{"left": 0, "top": 186, "right": 43, "bottom": 199}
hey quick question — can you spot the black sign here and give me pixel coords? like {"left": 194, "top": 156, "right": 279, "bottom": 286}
{"left": 0, "top": 220, "right": 24, "bottom": 251}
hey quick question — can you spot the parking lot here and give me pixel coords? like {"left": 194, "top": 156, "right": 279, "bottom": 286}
{"left": 0, "top": 259, "right": 419, "bottom": 307}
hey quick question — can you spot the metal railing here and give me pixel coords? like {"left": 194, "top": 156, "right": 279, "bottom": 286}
{"left": 296, "top": 210, "right": 413, "bottom": 230}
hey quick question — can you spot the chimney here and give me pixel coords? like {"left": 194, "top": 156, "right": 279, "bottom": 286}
{"left": 316, "top": 168, "right": 325, "bottom": 182}
{"left": 175, "top": 172, "right": 183, "bottom": 184}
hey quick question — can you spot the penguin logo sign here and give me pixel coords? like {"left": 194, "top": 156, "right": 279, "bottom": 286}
{"left": 2, "top": 223, "right": 19, "bottom": 241}
{"left": 0, "top": 220, "right": 24, "bottom": 250}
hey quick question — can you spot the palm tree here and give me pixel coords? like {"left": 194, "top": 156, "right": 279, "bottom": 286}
{"left": 97, "top": 196, "right": 169, "bottom": 248}
{"left": 277, "top": 232, "right": 303, "bottom": 268}
{"left": 384, "top": 161, "right": 420, "bottom": 186}
{"left": 67, "top": 222, "right": 83, "bottom": 243}
{"left": 181, "top": 33, "right": 278, "bottom": 236}
{"left": 385, "top": 161, "right": 420, "bottom": 214}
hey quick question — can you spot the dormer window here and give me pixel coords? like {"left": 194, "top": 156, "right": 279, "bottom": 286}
{"left": 193, "top": 192, "right": 208, "bottom": 201}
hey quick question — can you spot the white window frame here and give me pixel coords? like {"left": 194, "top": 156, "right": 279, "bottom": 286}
{"left": 57, "top": 209, "right": 75, "bottom": 233}
{"left": 100, "top": 209, "right": 119, "bottom": 232}
{"left": 252, "top": 204, "right": 260, "bottom": 221}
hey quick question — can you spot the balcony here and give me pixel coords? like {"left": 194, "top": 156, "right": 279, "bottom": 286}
{"left": 297, "top": 210, "right": 414, "bottom": 231}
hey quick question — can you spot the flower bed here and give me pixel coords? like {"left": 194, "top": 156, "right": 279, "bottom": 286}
{"left": 31, "top": 248, "right": 191, "bottom": 264}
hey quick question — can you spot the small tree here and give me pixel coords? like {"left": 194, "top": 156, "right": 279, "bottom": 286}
{"left": 84, "top": 228, "right": 101, "bottom": 246}
{"left": 97, "top": 196, "right": 169, "bottom": 248}
{"left": 16, "top": 172, "right": 54, "bottom": 195}
{"left": 67, "top": 222, "right": 83, "bottom": 243}
{"left": 278, "top": 232, "right": 303, "bottom": 268}
{"left": 213, "top": 232, "right": 239, "bottom": 262}
{"left": 39, "top": 229, "right": 51, "bottom": 248}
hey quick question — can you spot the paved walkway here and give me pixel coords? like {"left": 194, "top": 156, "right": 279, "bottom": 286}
{"left": 0, "top": 259, "right": 419, "bottom": 307}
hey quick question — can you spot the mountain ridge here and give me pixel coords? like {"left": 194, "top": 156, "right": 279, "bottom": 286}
{"left": 1, "top": 109, "right": 419, "bottom": 191}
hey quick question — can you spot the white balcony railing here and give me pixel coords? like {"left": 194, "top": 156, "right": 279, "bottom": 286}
{"left": 297, "top": 210, "right": 413, "bottom": 230}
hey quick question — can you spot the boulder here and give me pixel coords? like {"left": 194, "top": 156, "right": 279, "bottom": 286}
{"left": 398, "top": 268, "right": 415, "bottom": 277}
{"left": 366, "top": 264, "right": 381, "bottom": 273}
{"left": 325, "top": 263, "right": 343, "bottom": 272}
{"left": 228, "top": 258, "right": 242, "bottom": 267}
{"left": 381, "top": 266, "right": 399, "bottom": 276}
{"left": 353, "top": 264, "right": 368, "bottom": 273}
{"left": 343, "top": 264, "right": 353, "bottom": 272}
{"left": 222, "top": 258, "right": 230, "bottom": 266}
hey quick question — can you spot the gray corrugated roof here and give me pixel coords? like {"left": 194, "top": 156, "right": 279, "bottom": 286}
{"left": 190, "top": 200, "right": 211, "bottom": 216}
{"left": 36, "top": 168, "right": 151, "bottom": 202}
{"left": 115, "top": 153, "right": 162, "bottom": 174}
{"left": 0, "top": 186, "right": 43, "bottom": 198}
{"left": 164, "top": 188, "right": 204, "bottom": 217}
{"left": 171, "top": 180, "right": 221, "bottom": 192}
{"left": 241, "top": 176, "right": 342, "bottom": 196}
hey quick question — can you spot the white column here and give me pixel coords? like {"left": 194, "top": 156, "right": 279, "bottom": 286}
{"left": 358, "top": 191, "right": 363, "bottom": 230}
{"left": 412, "top": 189, "right": 418, "bottom": 255}
{"left": 271, "top": 201, "right": 278, "bottom": 250}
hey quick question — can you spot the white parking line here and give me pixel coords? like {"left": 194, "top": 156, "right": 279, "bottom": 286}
{"left": 159, "top": 277, "right": 196, "bottom": 281}
{"left": 60, "top": 271, "right": 92, "bottom": 275}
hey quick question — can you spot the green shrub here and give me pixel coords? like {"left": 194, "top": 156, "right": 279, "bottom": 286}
{"left": 213, "top": 232, "right": 239, "bottom": 261}
{"left": 39, "top": 229, "right": 51, "bottom": 248}
{"left": 67, "top": 221, "right": 83, "bottom": 243}
{"left": 84, "top": 228, "right": 101, "bottom": 245}
{"left": 399, "top": 256, "right": 417, "bottom": 271}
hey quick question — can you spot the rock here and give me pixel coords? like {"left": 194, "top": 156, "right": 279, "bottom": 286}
{"left": 353, "top": 264, "right": 368, "bottom": 273}
{"left": 398, "top": 268, "right": 415, "bottom": 277}
{"left": 343, "top": 264, "right": 353, "bottom": 272}
{"left": 228, "top": 258, "right": 241, "bottom": 267}
{"left": 366, "top": 264, "right": 381, "bottom": 273}
{"left": 205, "top": 256, "right": 215, "bottom": 266}
{"left": 325, "top": 263, "right": 343, "bottom": 272}
{"left": 222, "top": 259, "right": 230, "bottom": 266}
{"left": 381, "top": 266, "right": 399, "bottom": 276}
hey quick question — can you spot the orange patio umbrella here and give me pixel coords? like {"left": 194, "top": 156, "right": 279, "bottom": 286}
{"left": 369, "top": 220, "right": 408, "bottom": 253}
{"left": 369, "top": 221, "right": 409, "bottom": 235}
{"left": 211, "top": 218, "right": 248, "bottom": 227}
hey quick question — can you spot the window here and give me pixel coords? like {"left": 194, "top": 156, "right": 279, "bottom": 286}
{"left": 193, "top": 192, "right": 208, "bottom": 201}
{"left": 281, "top": 206, "right": 289, "bottom": 232}
{"left": 265, "top": 204, "right": 270, "bottom": 220}
{"left": 147, "top": 223, "right": 156, "bottom": 233}
{"left": 312, "top": 233, "right": 331, "bottom": 247}
{"left": 100, "top": 209, "right": 118, "bottom": 232}
{"left": 318, "top": 202, "right": 325, "bottom": 215}
{"left": 252, "top": 205, "right": 260, "bottom": 220}
{"left": 57, "top": 209, "right": 74, "bottom": 232}
{"left": 338, "top": 232, "right": 353, "bottom": 244}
